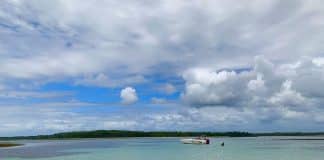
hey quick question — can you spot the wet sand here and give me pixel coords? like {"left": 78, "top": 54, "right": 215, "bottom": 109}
{"left": 0, "top": 143, "right": 22, "bottom": 148}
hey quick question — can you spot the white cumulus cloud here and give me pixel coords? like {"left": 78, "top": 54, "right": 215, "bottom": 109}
{"left": 182, "top": 56, "right": 324, "bottom": 113}
{"left": 120, "top": 87, "right": 138, "bottom": 105}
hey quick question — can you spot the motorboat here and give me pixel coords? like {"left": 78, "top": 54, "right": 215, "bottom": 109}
{"left": 181, "top": 136, "right": 210, "bottom": 144}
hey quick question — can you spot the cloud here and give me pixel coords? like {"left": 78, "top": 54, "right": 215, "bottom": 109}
{"left": 74, "top": 73, "right": 146, "bottom": 88}
{"left": 0, "top": 0, "right": 324, "bottom": 88}
{"left": 181, "top": 68, "right": 251, "bottom": 107}
{"left": 0, "top": 90, "right": 73, "bottom": 99}
{"left": 0, "top": 0, "right": 324, "bottom": 134}
{"left": 2, "top": 103, "right": 324, "bottom": 136}
{"left": 268, "top": 80, "right": 307, "bottom": 108}
{"left": 158, "top": 83, "right": 177, "bottom": 95}
{"left": 120, "top": 87, "right": 138, "bottom": 105}
{"left": 151, "top": 97, "right": 167, "bottom": 104}
{"left": 181, "top": 56, "right": 324, "bottom": 112}
{"left": 0, "top": 84, "right": 5, "bottom": 90}
{"left": 247, "top": 74, "right": 266, "bottom": 92}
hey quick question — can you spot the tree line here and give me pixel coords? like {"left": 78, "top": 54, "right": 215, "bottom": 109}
{"left": 1, "top": 130, "right": 323, "bottom": 140}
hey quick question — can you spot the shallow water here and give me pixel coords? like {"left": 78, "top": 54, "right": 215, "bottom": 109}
{"left": 1, "top": 137, "right": 324, "bottom": 160}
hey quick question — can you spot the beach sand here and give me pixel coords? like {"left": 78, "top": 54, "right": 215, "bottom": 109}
{"left": 0, "top": 142, "right": 22, "bottom": 148}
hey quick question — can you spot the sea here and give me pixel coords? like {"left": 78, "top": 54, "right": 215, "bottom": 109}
{"left": 1, "top": 137, "right": 324, "bottom": 160}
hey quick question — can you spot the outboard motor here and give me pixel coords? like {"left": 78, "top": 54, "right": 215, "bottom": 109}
{"left": 206, "top": 139, "right": 210, "bottom": 144}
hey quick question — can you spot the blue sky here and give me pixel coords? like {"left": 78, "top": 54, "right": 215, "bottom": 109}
{"left": 1, "top": 0, "right": 324, "bottom": 136}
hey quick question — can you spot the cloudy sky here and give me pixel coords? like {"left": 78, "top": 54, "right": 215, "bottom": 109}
{"left": 0, "top": 0, "right": 324, "bottom": 136}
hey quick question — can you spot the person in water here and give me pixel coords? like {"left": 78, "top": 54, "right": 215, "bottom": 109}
{"left": 221, "top": 142, "right": 224, "bottom": 147}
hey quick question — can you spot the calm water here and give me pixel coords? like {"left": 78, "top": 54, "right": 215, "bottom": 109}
{"left": 1, "top": 137, "right": 324, "bottom": 160}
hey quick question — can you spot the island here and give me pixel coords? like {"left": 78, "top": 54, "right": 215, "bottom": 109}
{"left": 0, "top": 130, "right": 324, "bottom": 140}
{"left": 0, "top": 130, "right": 253, "bottom": 140}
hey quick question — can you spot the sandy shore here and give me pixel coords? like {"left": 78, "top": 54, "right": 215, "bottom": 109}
{"left": 0, "top": 143, "right": 23, "bottom": 148}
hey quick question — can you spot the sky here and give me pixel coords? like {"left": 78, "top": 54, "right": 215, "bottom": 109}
{"left": 0, "top": 0, "right": 324, "bottom": 136}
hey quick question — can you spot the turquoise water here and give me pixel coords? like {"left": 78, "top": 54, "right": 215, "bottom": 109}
{"left": 1, "top": 137, "right": 324, "bottom": 160}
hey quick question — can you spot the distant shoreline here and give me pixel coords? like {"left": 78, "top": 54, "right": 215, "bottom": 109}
{"left": 277, "top": 138, "right": 324, "bottom": 141}
{"left": 1, "top": 130, "right": 324, "bottom": 140}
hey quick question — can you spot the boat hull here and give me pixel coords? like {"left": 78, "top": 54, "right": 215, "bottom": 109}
{"left": 181, "top": 138, "right": 210, "bottom": 144}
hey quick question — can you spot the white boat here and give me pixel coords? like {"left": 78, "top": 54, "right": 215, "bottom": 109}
{"left": 181, "top": 137, "right": 210, "bottom": 144}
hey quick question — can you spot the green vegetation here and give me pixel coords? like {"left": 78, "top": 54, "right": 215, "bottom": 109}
{"left": 0, "top": 130, "right": 253, "bottom": 140}
{"left": 0, "top": 130, "right": 323, "bottom": 140}
{"left": 255, "top": 132, "right": 324, "bottom": 136}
